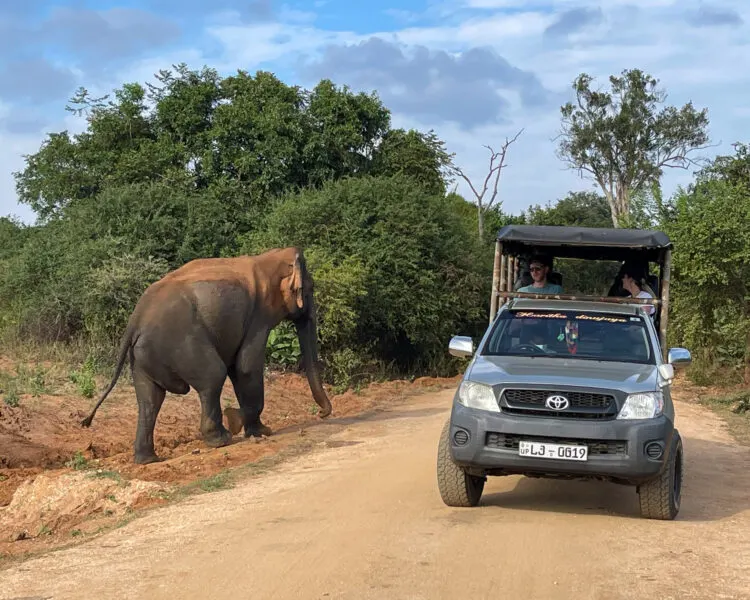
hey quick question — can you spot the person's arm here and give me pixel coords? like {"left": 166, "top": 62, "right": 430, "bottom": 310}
{"left": 637, "top": 290, "right": 655, "bottom": 315}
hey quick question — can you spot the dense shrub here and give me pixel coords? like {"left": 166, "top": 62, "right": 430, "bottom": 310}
{"left": 665, "top": 176, "right": 750, "bottom": 384}
{"left": 3, "top": 62, "right": 744, "bottom": 394}
{"left": 0, "top": 223, "right": 170, "bottom": 360}
{"left": 242, "top": 174, "right": 494, "bottom": 381}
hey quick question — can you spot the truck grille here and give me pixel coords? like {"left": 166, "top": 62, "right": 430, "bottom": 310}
{"left": 501, "top": 389, "right": 617, "bottom": 419}
{"left": 486, "top": 432, "right": 627, "bottom": 456}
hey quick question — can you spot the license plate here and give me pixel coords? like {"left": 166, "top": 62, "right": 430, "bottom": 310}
{"left": 518, "top": 440, "right": 588, "bottom": 461}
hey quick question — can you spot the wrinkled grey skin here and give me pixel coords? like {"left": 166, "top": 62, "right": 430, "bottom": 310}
{"left": 80, "top": 247, "right": 332, "bottom": 464}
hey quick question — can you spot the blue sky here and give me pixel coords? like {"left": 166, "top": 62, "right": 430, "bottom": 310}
{"left": 1, "top": 0, "right": 749, "bottom": 224}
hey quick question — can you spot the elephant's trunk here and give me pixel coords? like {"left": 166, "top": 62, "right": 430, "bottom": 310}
{"left": 295, "top": 303, "right": 332, "bottom": 418}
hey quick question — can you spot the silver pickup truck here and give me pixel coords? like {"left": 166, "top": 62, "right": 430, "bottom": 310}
{"left": 436, "top": 225, "right": 691, "bottom": 520}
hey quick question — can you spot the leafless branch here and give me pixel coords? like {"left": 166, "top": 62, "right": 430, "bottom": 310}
{"left": 453, "top": 128, "right": 524, "bottom": 210}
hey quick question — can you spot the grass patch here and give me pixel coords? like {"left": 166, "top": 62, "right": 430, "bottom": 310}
{"left": 2, "top": 387, "right": 19, "bottom": 407}
{"left": 65, "top": 451, "right": 90, "bottom": 471}
{"left": 196, "top": 471, "right": 233, "bottom": 492}
{"left": 696, "top": 390, "right": 750, "bottom": 446}
{"left": 0, "top": 362, "right": 54, "bottom": 405}
{"left": 166, "top": 436, "right": 322, "bottom": 503}
{"left": 69, "top": 356, "right": 99, "bottom": 398}
{"left": 86, "top": 469, "right": 128, "bottom": 486}
{"left": 169, "top": 470, "right": 235, "bottom": 500}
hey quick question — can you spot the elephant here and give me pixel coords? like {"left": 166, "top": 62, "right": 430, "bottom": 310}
{"left": 79, "top": 247, "right": 333, "bottom": 464}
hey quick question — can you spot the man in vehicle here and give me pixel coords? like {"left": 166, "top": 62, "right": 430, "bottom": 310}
{"left": 517, "top": 254, "right": 563, "bottom": 295}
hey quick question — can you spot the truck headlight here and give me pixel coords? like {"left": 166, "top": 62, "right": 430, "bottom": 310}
{"left": 457, "top": 381, "right": 500, "bottom": 412}
{"left": 617, "top": 391, "right": 664, "bottom": 419}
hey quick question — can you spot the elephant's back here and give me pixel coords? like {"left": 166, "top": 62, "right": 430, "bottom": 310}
{"left": 159, "top": 256, "right": 255, "bottom": 285}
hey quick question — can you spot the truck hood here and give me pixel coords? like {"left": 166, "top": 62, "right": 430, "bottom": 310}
{"left": 467, "top": 355, "right": 659, "bottom": 394}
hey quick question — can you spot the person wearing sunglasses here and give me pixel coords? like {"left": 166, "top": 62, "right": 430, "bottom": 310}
{"left": 517, "top": 255, "right": 563, "bottom": 295}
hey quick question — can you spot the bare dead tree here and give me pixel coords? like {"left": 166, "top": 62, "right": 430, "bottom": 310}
{"left": 454, "top": 129, "right": 523, "bottom": 241}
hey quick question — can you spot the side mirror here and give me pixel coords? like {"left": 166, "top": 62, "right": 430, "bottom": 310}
{"left": 668, "top": 347, "right": 692, "bottom": 368}
{"left": 449, "top": 335, "right": 474, "bottom": 358}
{"left": 658, "top": 363, "right": 675, "bottom": 384}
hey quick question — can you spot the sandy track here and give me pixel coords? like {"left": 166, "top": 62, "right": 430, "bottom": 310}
{"left": 0, "top": 389, "right": 748, "bottom": 600}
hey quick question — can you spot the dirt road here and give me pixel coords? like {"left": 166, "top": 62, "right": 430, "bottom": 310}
{"left": 1, "top": 388, "right": 748, "bottom": 600}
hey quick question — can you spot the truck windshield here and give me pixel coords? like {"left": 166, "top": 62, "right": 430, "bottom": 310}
{"left": 482, "top": 309, "right": 654, "bottom": 364}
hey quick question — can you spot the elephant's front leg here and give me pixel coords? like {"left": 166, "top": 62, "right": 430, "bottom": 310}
{"left": 229, "top": 333, "right": 272, "bottom": 438}
{"left": 228, "top": 366, "right": 272, "bottom": 437}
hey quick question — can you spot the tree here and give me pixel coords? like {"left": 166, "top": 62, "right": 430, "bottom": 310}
{"left": 522, "top": 191, "right": 618, "bottom": 294}
{"left": 370, "top": 129, "right": 455, "bottom": 196}
{"left": 0, "top": 217, "right": 30, "bottom": 261}
{"left": 524, "top": 190, "right": 612, "bottom": 228}
{"left": 453, "top": 129, "right": 523, "bottom": 241}
{"left": 555, "top": 68, "right": 711, "bottom": 227}
{"left": 2, "top": 63, "right": 463, "bottom": 357}
{"left": 241, "top": 174, "right": 491, "bottom": 375}
{"left": 694, "top": 141, "right": 750, "bottom": 188}
{"left": 665, "top": 144, "right": 750, "bottom": 383}
{"left": 14, "top": 64, "right": 454, "bottom": 222}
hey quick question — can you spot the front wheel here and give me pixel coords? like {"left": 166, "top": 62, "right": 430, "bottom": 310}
{"left": 436, "top": 419, "right": 485, "bottom": 507}
{"left": 638, "top": 429, "right": 683, "bottom": 520}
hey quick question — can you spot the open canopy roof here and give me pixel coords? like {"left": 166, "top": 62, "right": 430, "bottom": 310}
{"left": 496, "top": 225, "right": 672, "bottom": 262}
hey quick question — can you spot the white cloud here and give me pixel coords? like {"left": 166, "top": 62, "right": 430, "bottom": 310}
{"left": 110, "top": 48, "right": 211, "bottom": 94}
{"left": 463, "top": 0, "right": 531, "bottom": 7}
{"left": 464, "top": 0, "right": 678, "bottom": 7}
{"left": 207, "top": 22, "right": 359, "bottom": 69}
{"left": 2, "top": 0, "right": 749, "bottom": 223}
{"left": 378, "top": 12, "right": 552, "bottom": 48}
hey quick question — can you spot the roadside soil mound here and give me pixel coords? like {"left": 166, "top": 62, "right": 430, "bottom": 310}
{"left": 0, "top": 362, "right": 459, "bottom": 558}
{"left": 0, "top": 471, "right": 171, "bottom": 543}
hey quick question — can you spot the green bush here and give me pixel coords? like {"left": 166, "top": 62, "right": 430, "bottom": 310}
{"left": 82, "top": 252, "right": 171, "bottom": 345}
{"left": 0, "top": 219, "right": 169, "bottom": 351}
{"left": 665, "top": 174, "right": 750, "bottom": 384}
{"left": 302, "top": 248, "right": 369, "bottom": 352}
{"left": 266, "top": 322, "right": 302, "bottom": 369}
{"left": 242, "top": 174, "right": 493, "bottom": 379}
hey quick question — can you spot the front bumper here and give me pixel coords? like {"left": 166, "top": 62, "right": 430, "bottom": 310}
{"left": 449, "top": 400, "right": 675, "bottom": 484}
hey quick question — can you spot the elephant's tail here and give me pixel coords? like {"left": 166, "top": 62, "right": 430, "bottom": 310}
{"left": 80, "top": 324, "right": 134, "bottom": 428}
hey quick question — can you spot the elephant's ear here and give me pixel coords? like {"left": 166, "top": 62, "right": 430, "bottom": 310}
{"left": 289, "top": 252, "right": 304, "bottom": 310}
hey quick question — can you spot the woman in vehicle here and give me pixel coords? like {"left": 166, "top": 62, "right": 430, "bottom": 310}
{"left": 621, "top": 264, "right": 656, "bottom": 317}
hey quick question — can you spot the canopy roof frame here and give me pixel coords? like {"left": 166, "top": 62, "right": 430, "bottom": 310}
{"left": 489, "top": 225, "right": 673, "bottom": 360}
{"left": 496, "top": 225, "right": 672, "bottom": 263}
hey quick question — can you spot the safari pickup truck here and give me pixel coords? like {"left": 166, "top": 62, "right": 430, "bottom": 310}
{"left": 436, "top": 225, "right": 691, "bottom": 520}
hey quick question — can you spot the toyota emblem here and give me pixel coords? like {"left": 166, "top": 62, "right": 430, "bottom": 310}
{"left": 545, "top": 395, "right": 570, "bottom": 410}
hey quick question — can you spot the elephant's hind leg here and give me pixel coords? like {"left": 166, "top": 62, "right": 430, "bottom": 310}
{"left": 173, "top": 340, "right": 233, "bottom": 449}
{"left": 132, "top": 370, "right": 167, "bottom": 465}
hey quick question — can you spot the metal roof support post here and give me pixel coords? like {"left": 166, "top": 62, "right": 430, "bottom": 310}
{"left": 659, "top": 248, "right": 672, "bottom": 361}
{"left": 490, "top": 241, "right": 503, "bottom": 322}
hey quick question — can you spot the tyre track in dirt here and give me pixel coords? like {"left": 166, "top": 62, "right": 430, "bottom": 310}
{"left": 0, "top": 388, "right": 748, "bottom": 600}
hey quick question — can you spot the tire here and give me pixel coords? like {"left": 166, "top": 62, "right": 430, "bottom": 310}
{"left": 638, "top": 429, "right": 683, "bottom": 520}
{"left": 436, "top": 419, "right": 485, "bottom": 507}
